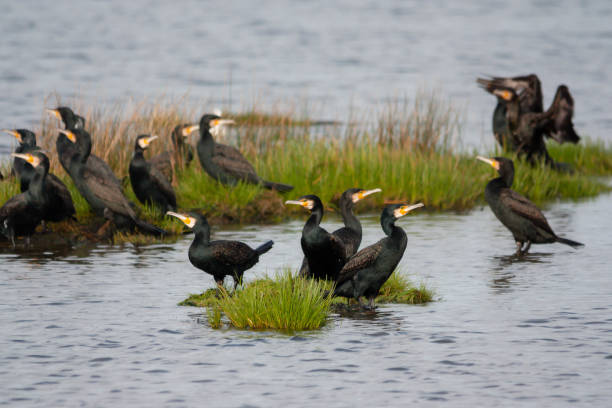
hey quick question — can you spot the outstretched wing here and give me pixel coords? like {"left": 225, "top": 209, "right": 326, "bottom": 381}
{"left": 500, "top": 188, "right": 555, "bottom": 235}
{"left": 335, "top": 240, "right": 383, "bottom": 286}
{"left": 210, "top": 240, "right": 256, "bottom": 267}
{"left": 548, "top": 85, "right": 580, "bottom": 143}
{"left": 212, "top": 143, "right": 260, "bottom": 183}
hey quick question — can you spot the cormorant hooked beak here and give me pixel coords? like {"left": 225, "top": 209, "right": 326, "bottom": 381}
{"left": 494, "top": 89, "right": 514, "bottom": 101}
{"left": 210, "top": 119, "right": 235, "bottom": 129}
{"left": 166, "top": 211, "right": 196, "bottom": 228}
{"left": 285, "top": 199, "right": 314, "bottom": 210}
{"left": 352, "top": 188, "right": 382, "bottom": 203}
{"left": 57, "top": 129, "right": 77, "bottom": 143}
{"left": 181, "top": 125, "right": 199, "bottom": 137}
{"left": 138, "top": 135, "right": 158, "bottom": 149}
{"left": 46, "top": 108, "right": 62, "bottom": 121}
{"left": 476, "top": 156, "right": 500, "bottom": 170}
{"left": 393, "top": 203, "right": 424, "bottom": 219}
{"left": 11, "top": 153, "right": 40, "bottom": 168}
{"left": 2, "top": 129, "right": 22, "bottom": 143}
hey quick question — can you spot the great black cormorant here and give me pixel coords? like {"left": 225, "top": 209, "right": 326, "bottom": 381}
{"left": 298, "top": 188, "right": 381, "bottom": 277}
{"left": 197, "top": 114, "right": 293, "bottom": 192}
{"left": 58, "top": 128, "right": 166, "bottom": 235}
{"left": 129, "top": 135, "right": 177, "bottom": 213}
{"left": 167, "top": 211, "right": 274, "bottom": 290}
{"left": 477, "top": 156, "right": 583, "bottom": 255}
{"left": 147, "top": 124, "right": 199, "bottom": 181}
{"left": 285, "top": 195, "right": 347, "bottom": 281}
{"left": 333, "top": 203, "right": 424, "bottom": 310}
{"left": 2, "top": 129, "right": 37, "bottom": 182}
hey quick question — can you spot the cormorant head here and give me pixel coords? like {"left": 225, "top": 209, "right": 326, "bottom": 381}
{"left": 384, "top": 203, "right": 424, "bottom": 221}
{"left": 11, "top": 151, "right": 49, "bottom": 171}
{"left": 135, "top": 134, "right": 158, "bottom": 151}
{"left": 2, "top": 129, "right": 36, "bottom": 147}
{"left": 46, "top": 107, "right": 85, "bottom": 130}
{"left": 166, "top": 211, "right": 206, "bottom": 229}
{"left": 285, "top": 195, "right": 323, "bottom": 212}
{"left": 491, "top": 86, "right": 517, "bottom": 104}
{"left": 477, "top": 156, "right": 514, "bottom": 180}
{"left": 198, "top": 114, "right": 235, "bottom": 136}
{"left": 342, "top": 188, "right": 382, "bottom": 205}
{"left": 172, "top": 124, "right": 199, "bottom": 144}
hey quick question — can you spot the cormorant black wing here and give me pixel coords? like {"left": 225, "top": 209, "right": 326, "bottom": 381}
{"left": 149, "top": 151, "right": 173, "bottom": 182}
{"left": 332, "top": 227, "right": 360, "bottom": 258}
{"left": 210, "top": 240, "right": 256, "bottom": 266}
{"left": 500, "top": 188, "right": 555, "bottom": 236}
{"left": 212, "top": 143, "right": 259, "bottom": 183}
{"left": 84, "top": 173, "right": 137, "bottom": 219}
{"left": 87, "top": 155, "right": 122, "bottom": 189}
{"left": 548, "top": 86, "right": 580, "bottom": 144}
{"left": 47, "top": 174, "right": 76, "bottom": 215}
{"left": 0, "top": 194, "right": 28, "bottom": 219}
{"left": 336, "top": 240, "right": 383, "bottom": 286}
{"left": 148, "top": 164, "right": 176, "bottom": 204}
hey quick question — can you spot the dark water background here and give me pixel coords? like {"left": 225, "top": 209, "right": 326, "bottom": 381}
{"left": 1, "top": 1, "right": 612, "bottom": 407}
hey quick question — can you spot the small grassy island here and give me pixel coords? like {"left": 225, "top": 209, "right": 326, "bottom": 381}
{"left": 179, "top": 270, "right": 435, "bottom": 330}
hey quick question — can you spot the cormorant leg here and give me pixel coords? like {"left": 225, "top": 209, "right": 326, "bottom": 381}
{"left": 367, "top": 297, "right": 375, "bottom": 311}
{"left": 515, "top": 241, "right": 523, "bottom": 256}
{"left": 522, "top": 241, "right": 532, "bottom": 254}
{"left": 10, "top": 235, "right": 16, "bottom": 249}
{"left": 357, "top": 297, "right": 366, "bottom": 309}
{"left": 215, "top": 280, "right": 225, "bottom": 297}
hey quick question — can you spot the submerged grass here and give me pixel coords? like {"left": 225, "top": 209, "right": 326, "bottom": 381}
{"left": 2, "top": 93, "right": 612, "bottom": 245}
{"left": 180, "top": 270, "right": 434, "bottom": 330}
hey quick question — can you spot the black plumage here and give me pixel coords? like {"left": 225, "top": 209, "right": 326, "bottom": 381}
{"left": 3, "top": 129, "right": 37, "bottom": 183}
{"left": 47, "top": 107, "right": 122, "bottom": 189}
{"left": 129, "top": 135, "right": 177, "bottom": 213}
{"left": 59, "top": 128, "right": 166, "bottom": 236}
{"left": 148, "top": 124, "right": 198, "bottom": 181}
{"left": 333, "top": 203, "right": 424, "bottom": 309}
{"left": 167, "top": 211, "right": 274, "bottom": 289}
{"left": 477, "top": 156, "right": 583, "bottom": 254}
{"left": 197, "top": 114, "right": 293, "bottom": 192}
{"left": 298, "top": 188, "right": 381, "bottom": 277}
{"left": 0, "top": 151, "right": 51, "bottom": 247}
{"left": 286, "top": 195, "right": 347, "bottom": 281}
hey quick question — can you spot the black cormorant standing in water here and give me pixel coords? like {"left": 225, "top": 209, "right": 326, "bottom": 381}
{"left": 147, "top": 124, "right": 199, "bottom": 181}
{"left": 47, "top": 107, "right": 122, "bottom": 189}
{"left": 285, "top": 195, "right": 348, "bottom": 281}
{"left": 197, "top": 114, "right": 293, "bottom": 192}
{"left": 298, "top": 188, "right": 381, "bottom": 277}
{"left": 167, "top": 211, "right": 274, "bottom": 290}
{"left": 59, "top": 128, "right": 166, "bottom": 235}
{"left": 0, "top": 151, "right": 51, "bottom": 247}
{"left": 333, "top": 203, "right": 424, "bottom": 310}
{"left": 129, "top": 135, "right": 177, "bottom": 213}
{"left": 477, "top": 156, "right": 583, "bottom": 255}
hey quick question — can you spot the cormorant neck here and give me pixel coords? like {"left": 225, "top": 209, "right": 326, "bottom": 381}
{"left": 193, "top": 222, "right": 211, "bottom": 245}
{"left": 198, "top": 129, "right": 214, "bottom": 156}
{"left": 497, "top": 168, "right": 514, "bottom": 188}
{"left": 27, "top": 166, "right": 47, "bottom": 199}
{"left": 381, "top": 216, "right": 396, "bottom": 237}
{"left": 133, "top": 148, "right": 145, "bottom": 160}
{"left": 304, "top": 207, "right": 323, "bottom": 232}
{"left": 340, "top": 200, "right": 360, "bottom": 234}
{"left": 506, "top": 101, "right": 520, "bottom": 131}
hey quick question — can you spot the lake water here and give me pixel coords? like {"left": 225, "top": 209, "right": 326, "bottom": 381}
{"left": 2, "top": 1, "right": 612, "bottom": 406}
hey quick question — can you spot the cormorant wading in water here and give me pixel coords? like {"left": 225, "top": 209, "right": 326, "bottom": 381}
{"left": 477, "top": 156, "right": 583, "bottom": 255}
{"left": 167, "top": 211, "right": 274, "bottom": 290}
{"left": 298, "top": 188, "right": 381, "bottom": 277}
{"left": 285, "top": 195, "right": 348, "bottom": 281}
{"left": 333, "top": 203, "right": 424, "bottom": 310}
{"left": 197, "top": 114, "right": 293, "bottom": 192}
{"left": 129, "top": 135, "right": 177, "bottom": 213}
{"left": 58, "top": 128, "right": 166, "bottom": 236}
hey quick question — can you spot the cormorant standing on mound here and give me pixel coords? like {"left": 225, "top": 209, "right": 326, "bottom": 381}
{"left": 129, "top": 135, "right": 177, "bottom": 213}
{"left": 0, "top": 151, "right": 51, "bottom": 247}
{"left": 477, "top": 156, "right": 583, "bottom": 255}
{"left": 333, "top": 203, "right": 424, "bottom": 310}
{"left": 477, "top": 81, "right": 579, "bottom": 168}
{"left": 167, "top": 211, "right": 274, "bottom": 290}
{"left": 47, "top": 107, "right": 122, "bottom": 189}
{"left": 147, "top": 124, "right": 199, "bottom": 181}
{"left": 299, "top": 188, "right": 381, "bottom": 277}
{"left": 59, "top": 128, "right": 166, "bottom": 236}
{"left": 3, "top": 129, "right": 76, "bottom": 222}
{"left": 285, "top": 195, "right": 347, "bottom": 281}
{"left": 197, "top": 114, "right": 293, "bottom": 192}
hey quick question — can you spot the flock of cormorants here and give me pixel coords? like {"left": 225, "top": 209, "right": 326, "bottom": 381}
{"left": 0, "top": 73, "right": 584, "bottom": 309}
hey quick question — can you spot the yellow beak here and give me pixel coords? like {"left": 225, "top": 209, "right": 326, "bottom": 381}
{"left": 394, "top": 203, "right": 424, "bottom": 218}
{"left": 2, "top": 129, "right": 22, "bottom": 143}
{"left": 166, "top": 211, "right": 195, "bottom": 228}
{"left": 58, "top": 129, "right": 77, "bottom": 143}
{"left": 476, "top": 156, "right": 500, "bottom": 170}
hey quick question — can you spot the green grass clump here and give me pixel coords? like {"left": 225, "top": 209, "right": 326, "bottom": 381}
{"left": 376, "top": 272, "right": 434, "bottom": 304}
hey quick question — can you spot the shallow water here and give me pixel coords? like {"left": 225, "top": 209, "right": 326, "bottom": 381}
{"left": 2, "top": 192, "right": 612, "bottom": 406}
{"left": 1, "top": 0, "right": 612, "bottom": 158}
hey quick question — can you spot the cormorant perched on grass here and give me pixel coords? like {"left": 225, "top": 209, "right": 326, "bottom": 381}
{"left": 147, "top": 124, "right": 199, "bottom": 181}
{"left": 47, "top": 107, "right": 122, "bottom": 188}
{"left": 167, "top": 211, "right": 274, "bottom": 290}
{"left": 477, "top": 81, "right": 579, "bottom": 167}
{"left": 3, "top": 129, "right": 76, "bottom": 223}
{"left": 0, "top": 152, "right": 51, "bottom": 247}
{"left": 477, "top": 156, "right": 583, "bottom": 255}
{"left": 197, "top": 114, "right": 293, "bottom": 192}
{"left": 333, "top": 203, "right": 424, "bottom": 310}
{"left": 59, "top": 128, "right": 166, "bottom": 236}
{"left": 298, "top": 188, "right": 381, "bottom": 277}
{"left": 129, "top": 135, "right": 177, "bottom": 213}
{"left": 285, "top": 195, "right": 347, "bottom": 281}
{"left": 2, "top": 129, "right": 37, "bottom": 182}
